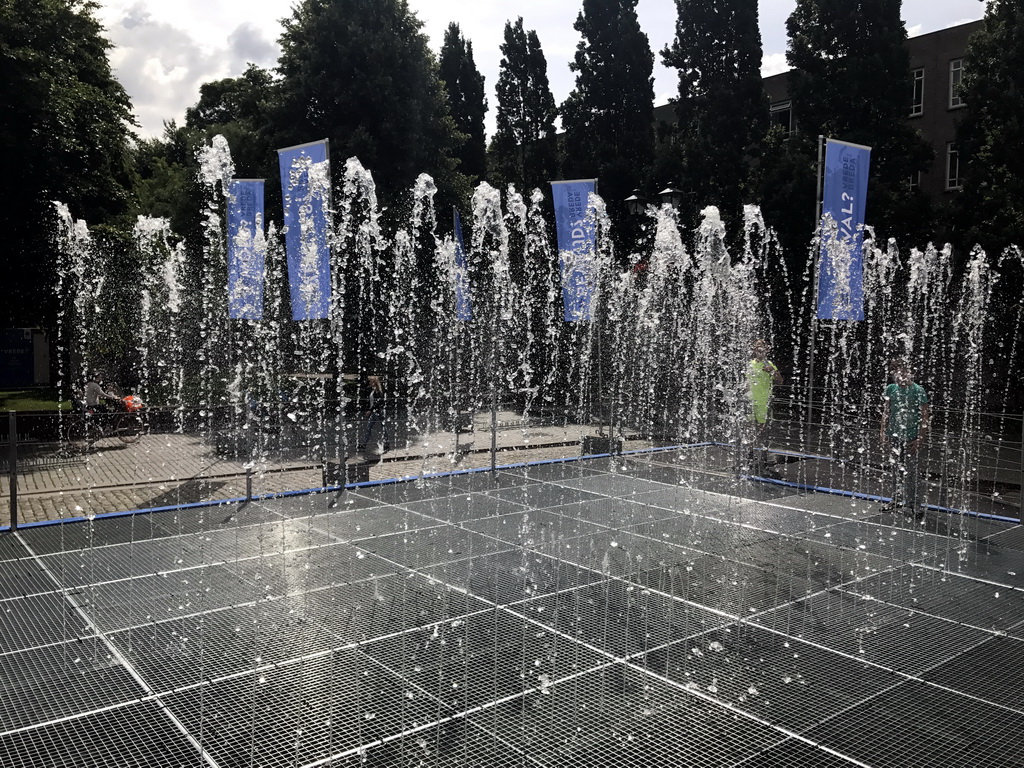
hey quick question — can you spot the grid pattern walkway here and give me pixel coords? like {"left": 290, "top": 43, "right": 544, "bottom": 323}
{"left": 2, "top": 451, "right": 1023, "bottom": 767}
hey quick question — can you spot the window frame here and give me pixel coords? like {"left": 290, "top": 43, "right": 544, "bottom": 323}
{"left": 949, "top": 58, "right": 964, "bottom": 109}
{"left": 945, "top": 142, "right": 961, "bottom": 191}
{"left": 769, "top": 100, "right": 793, "bottom": 136}
{"left": 910, "top": 67, "right": 924, "bottom": 116}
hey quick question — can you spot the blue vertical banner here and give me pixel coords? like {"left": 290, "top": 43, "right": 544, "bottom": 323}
{"left": 452, "top": 208, "right": 473, "bottom": 322}
{"left": 277, "top": 140, "right": 331, "bottom": 320}
{"left": 227, "top": 179, "right": 265, "bottom": 320}
{"left": 818, "top": 138, "right": 871, "bottom": 321}
{"left": 551, "top": 179, "right": 597, "bottom": 322}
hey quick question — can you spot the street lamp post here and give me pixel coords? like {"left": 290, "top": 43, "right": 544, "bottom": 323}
{"left": 658, "top": 186, "right": 684, "bottom": 209}
{"left": 624, "top": 185, "right": 686, "bottom": 215}
{"left": 624, "top": 189, "right": 645, "bottom": 216}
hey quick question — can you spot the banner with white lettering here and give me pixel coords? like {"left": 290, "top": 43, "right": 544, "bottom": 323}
{"left": 277, "top": 140, "right": 331, "bottom": 320}
{"left": 452, "top": 208, "right": 472, "bottom": 322}
{"left": 551, "top": 179, "right": 597, "bottom": 322}
{"left": 227, "top": 179, "right": 265, "bottom": 320}
{"left": 818, "top": 138, "right": 871, "bottom": 321}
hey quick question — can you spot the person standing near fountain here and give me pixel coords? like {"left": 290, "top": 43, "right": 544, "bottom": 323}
{"left": 880, "top": 359, "right": 930, "bottom": 516}
{"left": 356, "top": 372, "right": 391, "bottom": 455}
{"left": 745, "top": 339, "right": 784, "bottom": 477}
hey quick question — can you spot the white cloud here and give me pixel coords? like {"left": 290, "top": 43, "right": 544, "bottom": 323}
{"left": 99, "top": 1, "right": 279, "bottom": 136}
{"left": 761, "top": 52, "right": 790, "bottom": 78}
{"left": 227, "top": 22, "right": 279, "bottom": 73}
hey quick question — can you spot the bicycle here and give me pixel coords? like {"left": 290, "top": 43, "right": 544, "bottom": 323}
{"left": 62, "top": 393, "right": 146, "bottom": 451}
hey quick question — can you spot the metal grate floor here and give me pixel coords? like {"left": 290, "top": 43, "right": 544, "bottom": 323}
{"left": 2, "top": 453, "right": 1022, "bottom": 767}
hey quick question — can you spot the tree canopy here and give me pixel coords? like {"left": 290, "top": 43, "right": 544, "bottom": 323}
{"left": 955, "top": 0, "right": 1024, "bottom": 253}
{"left": 662, "top": 0, "right": 767, "bottom": 220}
{"left": 489, "top": 18, "right": 560, "bottom": 195}
{"left": 274, "top": 0, "right": 467, "bottom": 207}
{"left": 786, "top": 0, "right": 934, "bottom": 239}
{"left": 186, "top": 65, "right": 274, "bottom": 133}
{"left": 0, "top": 0, "right": 136, "bottom": 325}
{"left": 439, "top": 23, "right": 488, "bottom": 183}
{"left": 561, "top": 0, "right": 656, "bottom": 209}
{"left": 184, "top": 64, "right": 277, "bottom": 182}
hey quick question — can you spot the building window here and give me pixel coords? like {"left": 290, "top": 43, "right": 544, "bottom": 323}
{"left": 949, "top": 59, "right": 964, "bottom": 108}
{"left": 946, "top": 143, "right": 961, "bottom": 190}
{"left": 910, "top": 68, "right": 924, "bottom": 116}
{"left": 769, "top": 100, "right": 792, "bottom": 136}
{"left": 909, "top": 171, "right": 921, "bottom": 191}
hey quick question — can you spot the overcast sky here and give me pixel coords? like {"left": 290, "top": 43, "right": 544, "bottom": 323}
{"left": 94, "top": 0, "right": 985, "bottom": 139}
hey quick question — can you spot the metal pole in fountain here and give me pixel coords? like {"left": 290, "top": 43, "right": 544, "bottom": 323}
{"left": 442, "top": 206, "right": 472, "bottom": 466}
{"left": 468, "top": 183, "right": 510, "bottom": 474}
{"left": 488, "top": 216, "right": 499, "bottom": 475}
{"left": 387, "top": 174, "right": 438, "bottom": 466}
{"left": 806, "top": 134, "right": 825, "bottom": 450}
{"left": 7, "top": 411, "right": 16, "bottom": 531}
{"left": 197, "top": 136, "right": 236, "bottom": 453}
{"left": 490, "top": 377, "right": 498, "bottom": 473}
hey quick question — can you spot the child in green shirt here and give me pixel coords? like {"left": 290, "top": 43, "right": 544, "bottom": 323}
{"left": 880, "top": 359, "right": 930, "bottom": 515}
{"left": 744, "top": 339, "right": 783, "bottom": 477}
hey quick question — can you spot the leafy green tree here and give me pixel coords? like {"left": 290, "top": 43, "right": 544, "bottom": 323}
{"left": 439, "top": 23, "right": 488, "bottom": 183}
{"left": 561, "top": 0, "right": 656, "bottom": 210}
{"left": 0, "top": 0, "right": 136, "bottom": 327}
{"left": 785, "top": 0, "right": 934, "bottom": 240}
{"left": 186, "top": 64, "right": 275, "bottom": 132}
{"left": 489, "top": 18, "right": 560, "bottom": 194}
{"left": 133, "top": 67, "right": 277, "bottom": 239}
{"left": 132, "top": 124, "right": 198, "bottom": 235}
{"left": 954, "top": 0, "right": 1024, "bottom": 253}
{"left": 273, "top": 0, "right": 468, "bottom": 208}
{"left": 186, "top": 64, "right": 279, "bottom": 217}
{"left": 662, "top": 0, "right": 768, "bottom": 221}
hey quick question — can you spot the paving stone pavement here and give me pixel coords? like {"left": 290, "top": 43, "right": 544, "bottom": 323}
{"left": 4, "top": 408, "right": 1019, "bottom": 527}
{"left": 1, "top": 415, "right": 642, "bottom": 525}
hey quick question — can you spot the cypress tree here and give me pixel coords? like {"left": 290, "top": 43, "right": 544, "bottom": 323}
{"left": 274, "top": 0, "right": 467, "bottom": 207}
{"left": 785, "top": 0, "right": 933, "bottom": 240}
{"left": 490, "top": 18, "right": 560, "bottom": 195}
{"left": 954, "top": 0, "right": 1024, "bottom": 253}
{"left": 439, "top": 23, "right": 488, "bottom": 183}
{"left": 561, "top": 0, "right": 656, "bottom": 210}
{"left": 662, "top": 0, "right": 768, "bottom": 220}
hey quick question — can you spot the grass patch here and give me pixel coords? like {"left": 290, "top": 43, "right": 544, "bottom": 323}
{"left": 0, "top": 388, "right": 69, "bottom": 412}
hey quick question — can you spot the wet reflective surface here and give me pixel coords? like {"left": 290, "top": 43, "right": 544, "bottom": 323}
{"left": 2, "top": 454, "right": 1023, "bottom": 767}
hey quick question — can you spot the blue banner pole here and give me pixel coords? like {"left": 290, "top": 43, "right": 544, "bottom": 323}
{"left": 227, "top": 179, "right": 266, "bottom": 320}
{"left": 550, "top": 179, "right": 597, "bottom": 322}
{"left": 807, "top": 137, "right": 871, "bottom": 448}
{"left": 277, "top": 140, "right": 332, "bottom": 321}
{"left": 817, "top": 138, "right": 872, "bottom": 321}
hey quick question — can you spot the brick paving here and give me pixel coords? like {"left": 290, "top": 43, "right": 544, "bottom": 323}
{"left": 1, "top": 414, "right": 644, "bottom": 525}
{"left": 2, "top": 408, "right": 1019, "bottom": 527}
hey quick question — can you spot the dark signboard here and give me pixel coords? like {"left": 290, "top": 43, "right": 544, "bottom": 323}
{"left": 1, "top": 329, "right": 48, "bottom": 387}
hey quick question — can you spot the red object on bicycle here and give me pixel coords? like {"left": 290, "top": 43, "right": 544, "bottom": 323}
{"left": 122, "top": 395, "right": 144, "bottom": 412}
